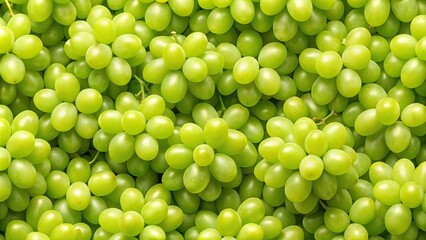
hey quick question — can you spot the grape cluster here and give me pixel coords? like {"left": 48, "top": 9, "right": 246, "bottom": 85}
{"left": 0, "top": 0, "right": 426, "bottom": 239}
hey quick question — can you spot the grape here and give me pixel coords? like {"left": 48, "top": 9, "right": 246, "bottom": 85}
{"left": 385, "top": 203, "right": 412, "bottom": 235}
{"left": 0, "top": 0, "right": 425, "bottom": 239}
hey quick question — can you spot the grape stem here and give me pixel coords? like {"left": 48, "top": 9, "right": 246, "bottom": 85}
{"left": 4, "top": 0, "right": 14, "bottom": 16}
{"left": 89, "top": 151, "right": 101, "bottom": 165}
{"left": 313, "top": 110, "right": 337, "bottom": 126}
{"left": 171, "top": 31, "right": 179, "bottom": 42}
{"left": 218, "top": 94, "right": 226, "bottom": 116}
{"left": 133, "top": 74, "right": 150, "bottom": 100}
{"left": 319, "top": 200, "right": 329, "bottom": 210}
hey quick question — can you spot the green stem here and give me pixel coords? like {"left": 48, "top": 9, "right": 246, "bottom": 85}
{"left": 171, "top": 31, "right": 179, "bottom": 42}
{"left": 319, "top": 200, "right": 329, "bottom": 210}
{"left": 4, "top": 0, "right": 14, "bottom": 16}
{"left": 89, "top": 151, "right": 100, "bottom": 165}
{"left": 133, "top": 74, "right": 150, "bottom": 100}
{"left": 313, "top": 110, "right": 337, "bottom": 126}
{"left": 218, "top": 94, "right": 226, "bottom": 117}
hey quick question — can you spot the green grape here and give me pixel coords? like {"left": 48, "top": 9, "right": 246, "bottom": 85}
{"left": 216, "top": 129, "right": 247, "bottom": 156}
{"left": 0, "top": 53, "right": 26, "bottom": 84}
{"left": 392, "top": 157, "right": 414, "bottom": 183}
{"left": 66, "top": 182, "right": 91, "bottom": 211}
{"left": 6, "top": 130, "right": 35, "bottom": 159}
{"left": 401, "top": 103, "right": 426, "bottom": 127}
{"left": 313, "top": 171, "right": 338, "bottom": 200}
{"left": 322, "top": 122, "right": 347, "bottom": 150}
{"left": 416, "top": 36, "right": 426, "bottom": 60}
{"left": 364, "top": 0, "right": 390, "bottom": 27}
{"left": 135, "top": 133, "right": 159, "bottom": 160}
{"left": 7, "top": 13, "right": 32, "bottom": 39}
{"left": 140, "top": 225, "right": 166, "bottom": 240}
{"left": 51, "top": 102, "right": 78, "bottom": 132}
{"left": 258, "top": 137, "right": 284, "bottom": 164}
{"left": 98, "top": 110, "right": 123, "bottom": 134}
{"left": 277, "top": 142, "right": 305, "bottom": 170}
{"left": 311, "top": 77, "right": 337, "bottom": 105}
{"left": 145, "top": 2, "right": 172, "bottom": 32}
{"left": 400, "top": 57, "right": 426, "bottom": 88}
{"left": 203, "top": 118, "right": 228, "bottom": 149}
{"left": 145, "top": 115, "right": 174, "bottom": 139}
{"left": 141, "top": 198, "right": 168, "bottom": 225}
{"left": 216, "top": 208, "right": 241, "bottom": 237}
{"left": 285, "top": 171, "right": 312, "bottom": 203}
{"left": 375, "top": 97, "right": 400, "bottom": 125}
{"left": 390, "top": 0, "right": 418, "bottom": 22}
{"left": 336, "top": 68, "right": 362, "bottom": 98}
{"left": 106, "top": 57, "right": 132, "bottom": 86}
{"left": 207, "top": 8, "right": 234, "bottom": 34}
{"left": 98, "top": 208, "right": 123, "bottom": 234}
{"left": 230, "top": 0, "right": 255, "bottom": 24}
{"left": 385, "top": 121, "right": 411, "bottom": 153}
{"left": 287, "top": 0, "right": 313, "bottom": 22}
{"left": 0, "top": 26, "right": 15, "bottom": 54}
{"left": 349, "top": 197, "right": 376, "bottom": 224}
{"left": 8, "top": 158, "right": 37, "bottom": 189}
{"left": 304, "top": 129, "right": 327, "bottom": 157}
{"left": 209, "top": 153, "right": 238, "bottom": 183}
{"left": 88, "top": 170, "right": 117, "bottom": 196}
{"left": 369, "top": 36, "right": 390, "bottom": 62}
{"left": 324, "top": 208, "right": 350, "bottom": 233}
{"left": 4, "top": 220, "right": 33, "bottom": 240}
{"left": 118, "top": 211, "right": 145, "bottom": 237}
{"left": 85, "top": 43, "right": 113, "bottom": 70}
{"left": 26, "top": 232, "right": 50, "bottom": 240}
{"left": 91, "top": 17, "right": 116, "bottom": 44}
{"left": 0, "top": 121, "right": 12, "bottom": 147}
{"left": 316, "top": 30, "right": 341, "bottom": 52}
{"left": 299, "top": 155, "right": 324, "bottom": 181}
{"left": 373, "top": 180, "right": 401, "bottom": 206}
{"left": 342, "top": 45, "right": 371, "bottom": 70}
{"left": 161, "top": 71, "right": 188, "bottom": 104}
{"left": 298, "top": 7, "right": 327, "bottom": 36}
{"left": 111, "top": 34, "right": 142, "bottom": 59}
{"left": 232, "top": 56, "right": 259, "bottom": 85}
{"left": 263, "top": 163, "right": 291, "bottom": 189}
{"left": 343, "top": 223, "right": 369, "bottom": 240}
{"left": 282, "top": 96, "right": 309, "bottom": 122}
{"left": 45, "top": 170, "right": 70, "bottom": 199}
{"left": 181, "top": 33, "right": 207, "bottom": 58}
{"left": 139, "top": 94, "right": 166, "bottom": 120}
{"left": 254, "top": 68, "right": 281, "bottom": 96}
{"left": 182, "top": 57, "right": 208, "bottom": 83}
{"left": 0, "top": 173, "right": 12, "bottom": 202}
{"left": 12, "top": 35, "right": 43, "bottom": 59}
{"left": 385, "top": 203, "right": 412, "bottom": 235}
{"left": 183, "top": 163, "right": 211, "bottom": 193}
{"left": 37, "top": 209, "right": 63, "bottom": 236}
{"left": 354, "top": 109, "right": 384, "bottom": 136}
{"left": 315, "top": 51, "right": 342, "bottom": 78}
{"left": 164, "top": 143, "right": 192, "bottom": 170}
{"left": 162, "top": 43, "right": 186, "bottom": 71}
{"left": 400, "top": 181, "right": 424, "bottom": 208}
{"left": 11, "top": 110, "right": 39, "bottom": 135}
{"left": 323, "top": 149, "right": 352, "bottom": 175}
{"left": 112, "top": 12, "right": 136, "bottom": 36}
{"left": 292, "top": 117, "right": 317, "bottom": 149}
{"left": 390, "top": 34, "right": 417, "bottom": 59}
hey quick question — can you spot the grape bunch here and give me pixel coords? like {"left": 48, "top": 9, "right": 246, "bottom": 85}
{"left": 0, "top": 0, "right": 426, "bottom": 239}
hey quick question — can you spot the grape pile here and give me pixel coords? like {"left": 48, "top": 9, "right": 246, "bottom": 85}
{"left": 0, "top": 0, "right": 426, "bottom": 239}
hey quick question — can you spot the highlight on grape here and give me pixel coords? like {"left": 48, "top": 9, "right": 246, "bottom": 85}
{"left": 0, "top": 0, "right": 425, "bottom": 239}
